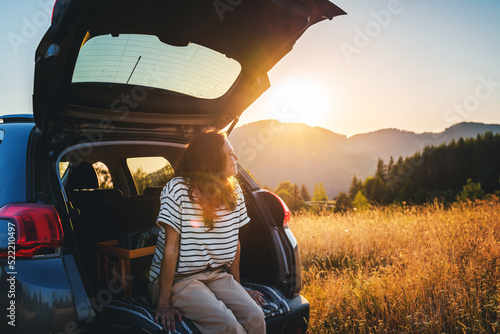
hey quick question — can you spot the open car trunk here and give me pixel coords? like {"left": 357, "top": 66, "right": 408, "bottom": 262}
{"left": 50, "top": 138, "right": 302, "bottom": 332}
{"left": 34, "top": 0, "right": 345, "bottom": 137}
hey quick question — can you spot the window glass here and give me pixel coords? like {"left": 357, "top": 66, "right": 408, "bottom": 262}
{"left": 0, "top": 130, "right": 4, "bottom": 146}
{"left": 93, "top": 161, "right": 114, "bottom": 189}
{"left": 72, "top": 34, "right": 241, "bottom": 99}
{"left": 127, "top": 157, "right": 174, "bottom": 195}
{"left": 59, "top": 161, "right": 70, "bottom": 179}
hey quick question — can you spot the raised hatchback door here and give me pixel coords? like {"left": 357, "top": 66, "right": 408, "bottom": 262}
{"left": 33, "top": 0, "right": 345, "bottom": 136}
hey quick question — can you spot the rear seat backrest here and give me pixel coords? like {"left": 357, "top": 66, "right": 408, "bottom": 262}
{"left": 65, "top": 164, "right": 164, "bottom": 293}
{"left": 142, "top": 187, "right": 163, "bottom": 198}
{"left": 128, "top": 187, "right": 163, "bottom": 233}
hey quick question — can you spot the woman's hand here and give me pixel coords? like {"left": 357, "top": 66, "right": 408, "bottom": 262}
{"left": 246, "top": 289, "right": 266, "bottom": 306}
{"left": 155, "top": 304, "right": 183, "bottom": 332}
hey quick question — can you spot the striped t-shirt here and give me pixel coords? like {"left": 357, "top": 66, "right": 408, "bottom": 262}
{"left": 148, "top": 177, "right": 250, "bottom": 286}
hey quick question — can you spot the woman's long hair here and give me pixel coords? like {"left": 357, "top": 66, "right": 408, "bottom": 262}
{"left": 174, "top": 130, "right": 238, "bottom": 230}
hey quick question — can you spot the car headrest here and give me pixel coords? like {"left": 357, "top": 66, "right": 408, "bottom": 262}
{"left": 65, "top": 162, "right": 99, "bottom": 191}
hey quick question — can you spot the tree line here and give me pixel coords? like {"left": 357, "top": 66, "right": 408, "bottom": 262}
{"left": 264, "top": 181, "right": 333, "bottom": 211}
{"left": 271, "top": 131, "right": 500, "bottom": 213}
{"left": 335, "top": 131, "right": 500, "bottom": 211}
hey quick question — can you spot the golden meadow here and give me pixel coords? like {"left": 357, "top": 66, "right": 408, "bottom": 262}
{"left": 293, "top": 197, "right": 500, "bottom": 333}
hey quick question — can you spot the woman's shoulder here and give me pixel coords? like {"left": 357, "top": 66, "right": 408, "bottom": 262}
{"left": 162, "top": 176, "right": 188, "bottom": 194}
{"left": 169, "top": 176, "right": 187, "bottom": 185}
{"left": 233, "top": 179, "right": 244, "bottom": 197}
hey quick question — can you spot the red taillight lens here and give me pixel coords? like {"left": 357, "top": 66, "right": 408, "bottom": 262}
{"left": 0, "top": 203, "right": 64, "bottom": 258}
{"left": 51, "top": 0, "right": 57, "bottom": 23}
{"left": 263, "top": 190, "right": 291, "bottom": 227}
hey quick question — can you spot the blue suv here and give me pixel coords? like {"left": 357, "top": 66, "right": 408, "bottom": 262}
{"left": 1, "top": 1, "right": 345, "bottom": 333}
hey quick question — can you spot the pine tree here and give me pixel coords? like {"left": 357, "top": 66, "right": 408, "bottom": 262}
{"left": 457, "top": 179, "right": 485, "bottom": 201}
{"left": 376, "top": 158, "right": 387, "bottom": 183}
{"left": 275, "top": 181, "right": 303, "bottom": 211}
{"left": 348, "top": 175, "right": 363, "bottom": 199}
{"left": 300, "top": 184, "right": 311, "bottom": 202}
{"left": 352, "top": 191, "right": 370, "bottom": 210}
{"left": 387, "top": 156, "right": 395, "bottom": 174}
{"left": 312, "top": 183, "right": 328, "bottom": 202}
{"left": 334, "top": 191, "right": 351, "bottom": 213}
{"left": 292, "top": 184, "right": 302, "bottom": 210}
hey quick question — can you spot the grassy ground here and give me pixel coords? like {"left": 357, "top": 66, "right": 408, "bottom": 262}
{"left": 291, "top": 198, "right": 500, "bottom": 333}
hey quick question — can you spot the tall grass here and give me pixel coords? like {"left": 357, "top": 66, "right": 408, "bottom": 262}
{"left": 292, "top": 198, "right": 500, "bottom": 333}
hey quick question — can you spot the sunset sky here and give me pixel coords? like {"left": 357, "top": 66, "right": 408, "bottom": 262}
{"left": 1, "top": 0, "right": 499, "bottom": 136}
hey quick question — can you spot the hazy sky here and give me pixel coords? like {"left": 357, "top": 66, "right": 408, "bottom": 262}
{"left": 1, "top": 0, "right": 499, "bottom": 136}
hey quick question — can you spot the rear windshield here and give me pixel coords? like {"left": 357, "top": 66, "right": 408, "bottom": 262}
{"left": 72, "top": 34, "right": 241, "bottom": 99}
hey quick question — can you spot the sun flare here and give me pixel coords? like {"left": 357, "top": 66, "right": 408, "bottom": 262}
{"left": 268, "top": 79, "right": 331, "bottom": 127}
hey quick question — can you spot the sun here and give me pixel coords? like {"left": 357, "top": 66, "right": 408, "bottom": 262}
{"left": 268, "top": 79, "right": 331, "bottom": 127}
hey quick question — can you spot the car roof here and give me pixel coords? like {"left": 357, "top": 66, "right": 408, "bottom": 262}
{"left": 0, "top": 114, "right": 34, "bottom": 124}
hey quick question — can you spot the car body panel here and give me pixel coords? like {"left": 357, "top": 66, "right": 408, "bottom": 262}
{"left": 266, "top": 294, "right": 309, "bottom": 333}
{"left": 0, "top": 257, "right": 81, "bottom": 333}
{"left": 0, "top": 122, "right": 33, "bottom": 207}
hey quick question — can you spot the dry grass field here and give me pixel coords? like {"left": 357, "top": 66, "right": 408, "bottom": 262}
{"left": 292, "top": 198, "right": 500, "bottom": 333}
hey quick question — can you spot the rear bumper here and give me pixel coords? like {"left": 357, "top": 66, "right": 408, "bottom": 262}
{"left": 266, "top": 294, "right": 309, "bottom": 334}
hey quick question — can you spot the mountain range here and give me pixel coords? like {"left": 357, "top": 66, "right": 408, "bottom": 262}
{"left": 229, "top": 121, "right": 500, "bottom": 198}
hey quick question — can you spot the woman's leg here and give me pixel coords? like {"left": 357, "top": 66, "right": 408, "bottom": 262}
{"left": 204, "top": 271, "right": 266, "bottom": 334}
{"left": 171, "top": 272, "right": 247, "bottom": 334}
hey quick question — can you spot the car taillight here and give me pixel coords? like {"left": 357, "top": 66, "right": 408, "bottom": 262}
{"left": 0, "top": 203, "right": 64, "bottom": 259}
{"left": 263, "top": 190, "right": 291, "bottom": 227}
{"left": 51, "top": 0, "right": 57, "bottom": 23}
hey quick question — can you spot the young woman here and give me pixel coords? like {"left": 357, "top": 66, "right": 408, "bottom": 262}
{"left": 148, "top": 130, "right": 266, "bottom": 333}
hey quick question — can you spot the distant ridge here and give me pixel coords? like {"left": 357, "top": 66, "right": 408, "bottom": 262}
{"left": 230, "top": 121, "right": 500, "bottom": 197}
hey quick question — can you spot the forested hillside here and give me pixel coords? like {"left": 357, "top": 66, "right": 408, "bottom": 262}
{"left": 343, "top": 132, "right": 500, "bottom": 206}
{"left": 230, "top": 121, "right": 500, "bottom": 197}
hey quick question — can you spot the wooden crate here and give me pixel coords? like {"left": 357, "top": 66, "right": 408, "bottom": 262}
{"left": 96, "top": 240, "right": 155, "bottom": 298}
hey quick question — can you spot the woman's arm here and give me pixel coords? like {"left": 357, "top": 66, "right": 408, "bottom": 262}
{"left": 154, "top": 225, "right": 182, "bottom": 331}
{"left": 228, "top": 239, "right": 241, "bottom": 283}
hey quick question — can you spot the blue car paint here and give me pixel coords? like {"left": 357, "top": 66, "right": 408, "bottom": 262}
{"left": 0, "top": 122, "right": 33, "bottom": 207}
{"left": 1, "top": 257, "right": 78, "bottom": 333}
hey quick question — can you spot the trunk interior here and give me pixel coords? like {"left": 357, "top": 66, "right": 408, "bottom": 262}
{"left": 55, "top": 140, "right": 281, "bottom": 304}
